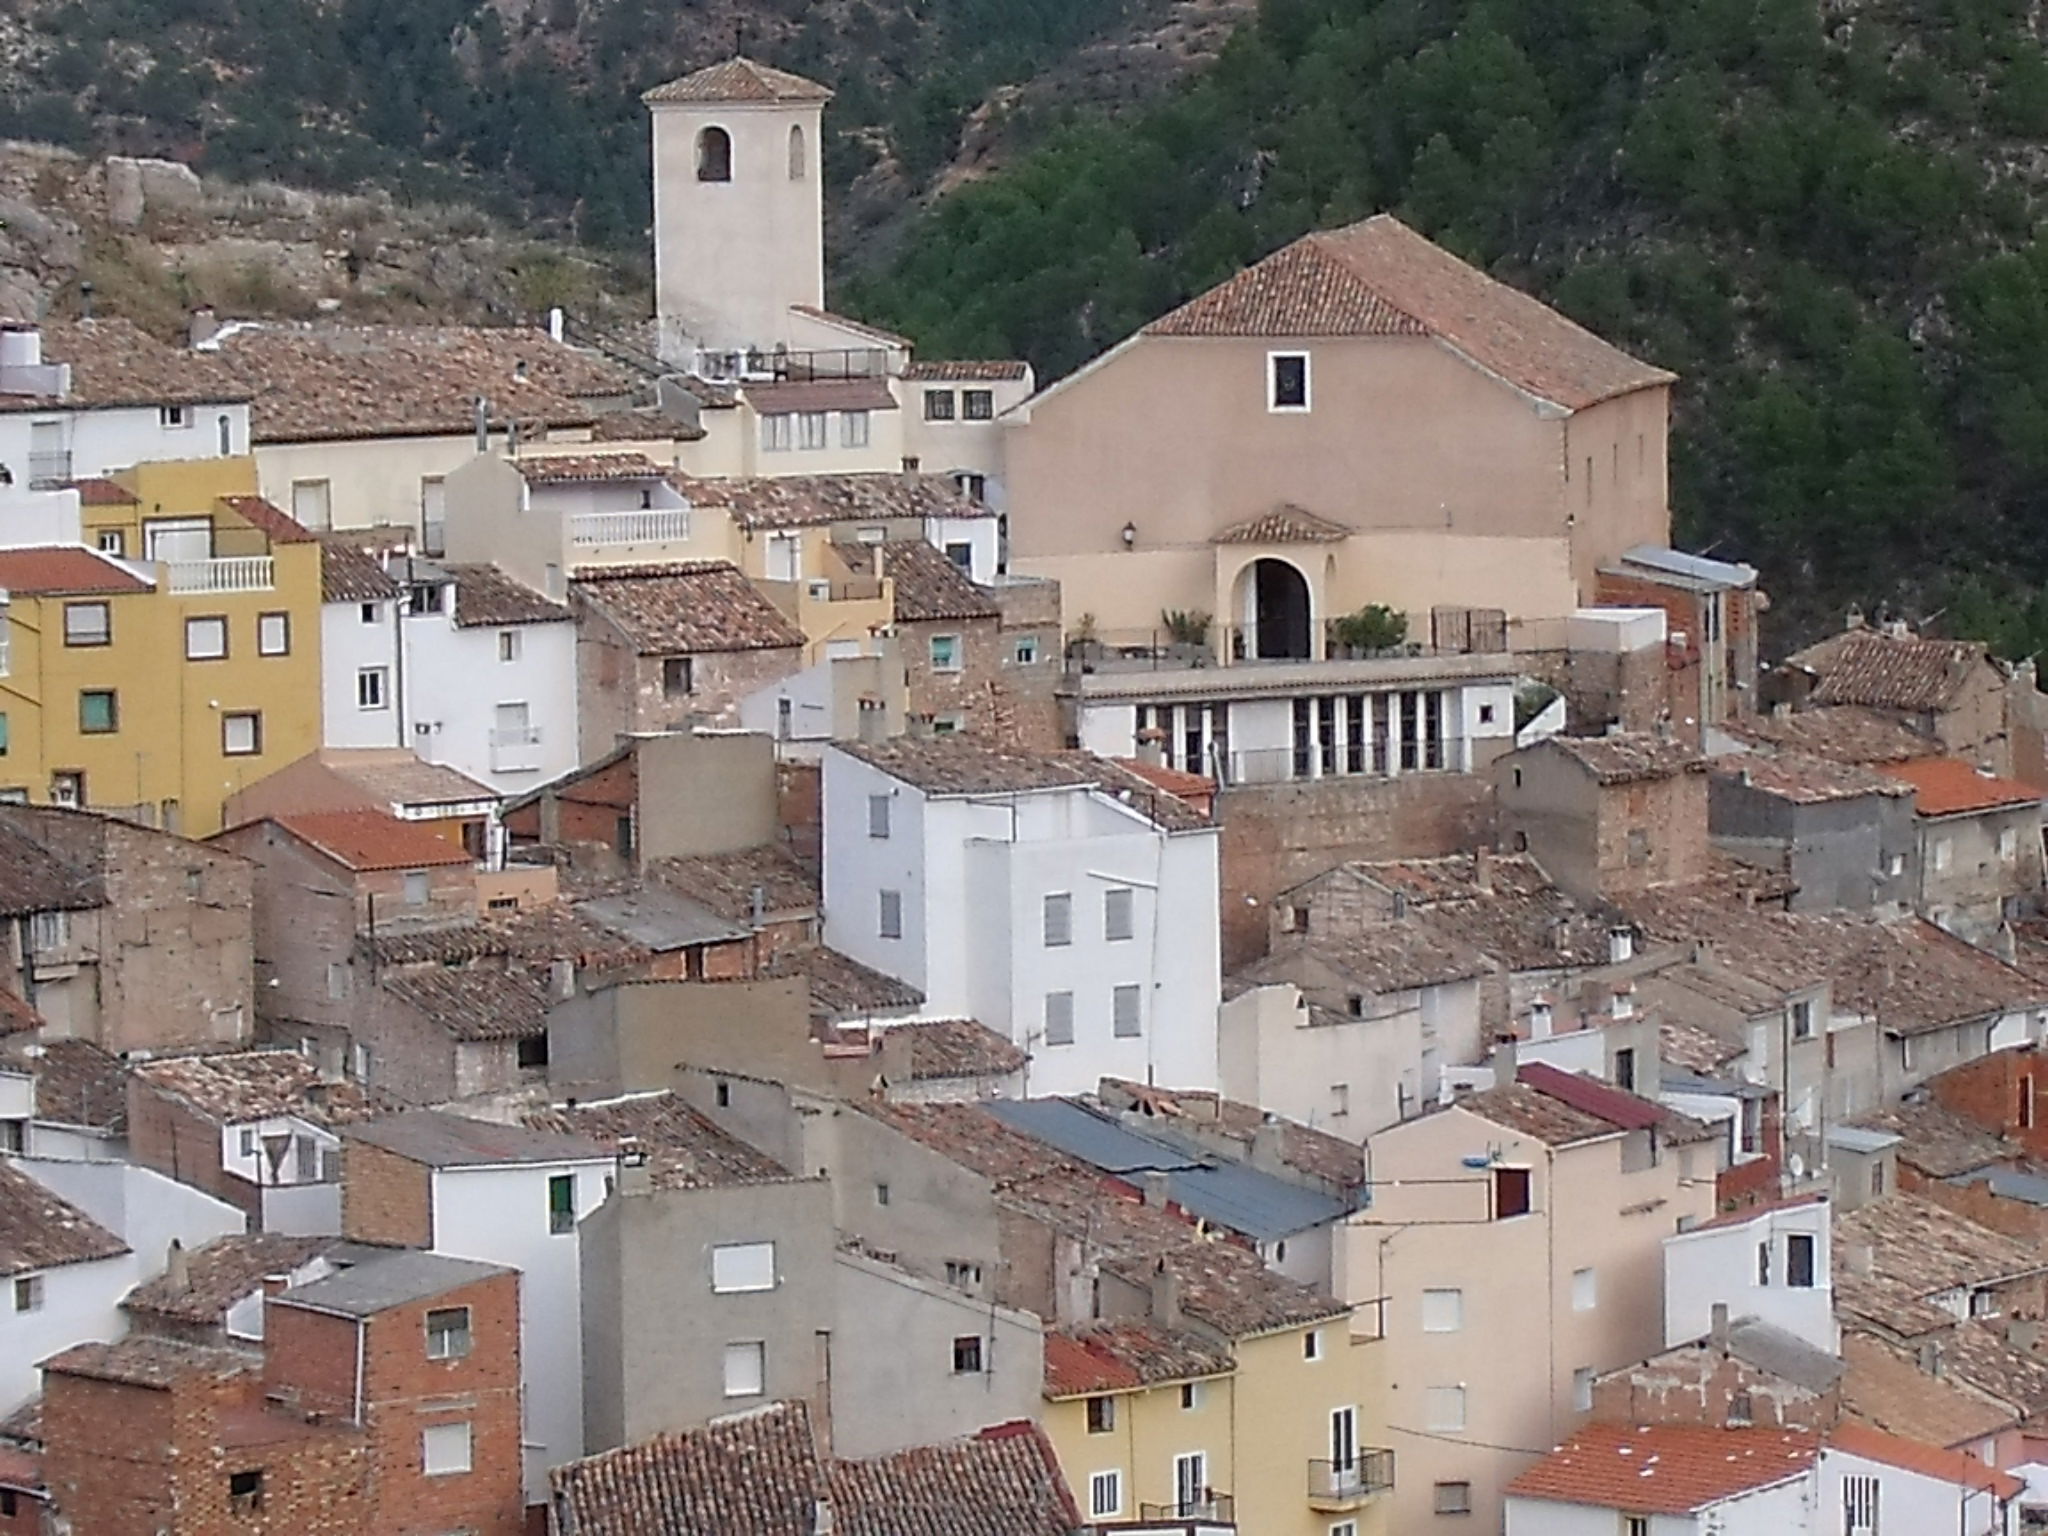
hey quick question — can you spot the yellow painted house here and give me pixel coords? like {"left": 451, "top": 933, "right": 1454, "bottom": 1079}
{"left": 1041, "top": 1268, "right": 1391, "bottom": 1536}
{"left": 0, "top": 458, "right": 322, "bottom": 833}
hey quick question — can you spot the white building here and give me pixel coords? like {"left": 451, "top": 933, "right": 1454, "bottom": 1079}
{"left": 319, "top": 545, "right": 579, "bottom": 794}
{"left": 1, "top": 1157, "right": 243, "bottom": 1414}
{"left": 1662, "top": 1195, "right": 1837, "bottom": 1355}
{"left": 822, "top": 738, "right": 1222, "bottom": 1096}
{"left": 1505, "top": 1420, "right": 2021, "bottom": 1536}
{"left": 342, "top": 1110, "right": 616, "bottom": 1503}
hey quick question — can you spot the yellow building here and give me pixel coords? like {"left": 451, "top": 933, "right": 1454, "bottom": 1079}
{"left": 1041, "top": 1271, "right": 1391, "bottom": 1536}
{"left": 0, "top": 458, "right": 322, "bottom": 833}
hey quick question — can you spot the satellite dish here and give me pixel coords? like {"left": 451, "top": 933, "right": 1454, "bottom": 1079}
{"left": 1787, "top": 1153, "right": 1807, "bottom": 1181}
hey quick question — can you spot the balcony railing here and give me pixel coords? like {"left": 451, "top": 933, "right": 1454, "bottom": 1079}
{"left": 1307, "top": 1452, "right": 1395, "bottom": 1509}
{"left": 165, "top": 556, "right": 274, "bottom": 593}
{"left": 489, "top": 726, "right": 544, "bottom": 774}
{"left": 1219, "top": 737, "right": 1468, "bottom": 787}
{"left": 569, "top": 509, "right": 691, "bottom": 547}
{"left": 27, "top": 450, "right": 71, "bottom": 489}
{"left": 1137, "top": 1495, "right": 1234, "bottom": 1524}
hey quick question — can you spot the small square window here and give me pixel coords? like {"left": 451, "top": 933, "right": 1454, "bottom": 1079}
{"left": 421, "top": 1421, "right": 472, "bottom": 1476}
{"left": 96, "top": 529, "right": 124, "bottom": 556}
{"left": 798, "top": 411, "right": 828, "bottom": 450}
{"left": 402, "top": 870, "right": 430, "bottom": 905}
{"left": 1421, "top": 1288, "right": 1463, "bottom": 1333}
{"left": 923, "top": 389, "right": 956, "bottom": 422}
{"left": 963, "top": 389, "right": 994, "bottom": 420}
{"left": 663, "top": 656, "right": 694, "bottom": 698}
{"left": 1085, "top": 1396, "right": 1116, "bottom": 1434}
{"left": 929, "top": 634, "right": 961, "bottom": 672}
{"left": 1011, "top": 636, "right": 1039, "bottom": 666}
{"left": 723, "top": 1340, "right": 766, "bottom": 1397}
{"left": 12, "top": 1274, "right": 42, "bottom": 1312}
{"left": 78, "top": 690, "right": 117, "bottom": 734}
{"left": 1478, "top": 703, "right": 1495, "bottom": 724}
{"left": 712, "top": 1241, "right": 777, "bottom": 1294}
{"left": 1432, "top": 1481, "right": 1472, "bottom": 1516}
{"left": 227, "top": 1469, "right": 262, "bottom": 1512}
{"left": 1425, "top": 1385, "right": 1466, "bottom": 1432}
{"left": 1180, "top": 1381, "right": 1202, "bottom": 1411}
{"left": 1573, "top": 1365, "right": 1594, "bottom": 1412}
{"left": 63, "top": 602, "right": 110, "bottom": 647}
{"left": 1270, "top": 351, "right": 1310, "bottom": 411}
{"left": 185, "top": 616, "right": 228, "bottom": 660}
{"left": 499, "top": 630, "right": 521, "bottom": 663}
{"left": 874, "top": 1181, "right": 890, "bottom": 1206}
{"left": 257, "top": 612, "right": 290, "bottom": 655}
{"left": 238, "top": 1127, "right": 257, "bottom": 1156}
{"left": 160, "top": 404, "right": 190, "bottom": 429}
{"left": 951, "top": 1334, "right": 983, "bottom": 1373}
{"left": 426, "top": 1306, "right": 471, "bottom": 1359}
{"left": 359, "top": 603, "right": 378, "bottom": 625}
{"left": 1572, "top": 1267, "right": 1597, "bottom": 1312}
{"left": 841, "top": 410, "right": 871, "bottom": 448}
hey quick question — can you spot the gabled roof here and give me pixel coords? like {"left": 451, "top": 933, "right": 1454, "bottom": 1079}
{"left": 1790, "top": 629, "right": 1996, "bottom": 713}
{"left": 761, "top": 944, "right": 924, "bottom": 1022}
{"left": 345, "top": 1107, "right": 612, "bottom": 1168}
{"left": 1848, "top": 1100, "right": 2006, "bottom": 1179}
{"left": 0, "top": 545, "right": 151, "bottom": 596}
{"left": 0, "top": 817, "right": 104, "bottom": 916}
{"left": 1144, "top": 214, "right": 1674, "bottom": 410}
{"left": 124, "top": 1233, "right": 333, "bottom": 1326}
{"left": 1534, "top": 732, "right": 1703, "bottom": 784}
{"left": 132, "top": 1048, "right": 383, "bottom": 1126}
{"left": 1211, "top": 504, "right": 1352, "bottom": 545}
{"left": 1829, "top": 1421, "right": 2025, "bottom": 1499}
{"left": 1710, "top": 750, "right": 1913, "bottom": 805}
{"left": 266, "top": 808, "right": 473, "bottom": 872}
{"left": 447, "top": 563, "right": 571, "bottom": 627}
{"left": 0, "top": 1162, "right": 127, "bottom": 1277}
{"left": 0, "top": 1038, "right": 126, "bottom": 1133}
{"left": 379, "top": 961, "right": 554, "bottom": 1041}
{"left": 1452, "top": 1082, "right": 1618, "bottom": 1147}
{"left": 673, "top": 471, "right": 988, "bottom": 531}
{"left": 513, "top": 452, "right": 667, "bottom": 485}
{"left": 1235, "top": 919, "right": 1490, "bottom": 996}
{"left": 313, "top": 747, "right": 498, "bottom": 810}
{"left": 1505, "top": 1423, "right": 1817, "bottom": 1514}
{"left": 1043, "top": 1322, "right": 1234, "bottom": 1398}
{"left": 835, "top": 738, "right": 1098, "bottom": 796}
{"left": 572, "top": 562, "right": 805, "bottom": 654}
{"left": 1878, "top": 757, "right": 2042, "bottom": 817}
{"left": 277, "top": 1249, "right": 511, "bottom": 1317}
{"left": 744, "top": 378, "right": 897, "bottom": 415}
{"left": 27, "top": 318, "right": 251, "bottom": 411}
{"left": 40, "top": 1336, "right": 251, "bottom": 1390}
{"left": 831, "top": 538, "right": 998, "bottom": 623}
{"left": 218, "top": 494, "right": 315, "bottom": 545}
{"left": 647, "top": 844, "right": 819, "bottom": 921}
{"left": 1721, "top": 706, "right": 1942, "bottom": 765}
{"left": 1840, "top": 1332, "right": 2020, "bottom": 1450}
{"left": 642, "top": 57, "right": 833, "bottom": 105}
{"left": 525, "top": 1092, "right": 791, "bottom": 1190}
{"left": 1834, "top": 1194, "right": 2048, "bottom": 1337}
{"left": 1518, "top": 1061, "right": 1663, "bottom": 1131}
{"left": 318, "top": 537, "right": 402, "bottom": 603}
{"left": 879, "top": 1019, "right": 1025, "bottom": 1083}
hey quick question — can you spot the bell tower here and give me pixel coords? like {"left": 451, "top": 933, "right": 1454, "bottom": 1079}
{"left": 644, "top": 57, "right": 831, "bottom": 366}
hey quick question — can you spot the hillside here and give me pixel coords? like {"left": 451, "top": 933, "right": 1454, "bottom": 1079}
{"left": 850, "top": 0, "right": 2048, "bottom": 650}
{"left": 0, "top": 0, "right": 1240, "bottom": 266}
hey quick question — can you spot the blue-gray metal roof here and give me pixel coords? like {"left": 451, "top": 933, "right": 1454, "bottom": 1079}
{"left": 1618, "top": 544, "right": 1758, "bottom": 589}
{"left": 984, "top": 1098, "right": 1349, "bottom": 1242}
{"left": 1825, "top": 1126, "right": 1903, "bottom": 1154}
{"left": 1950, "top": 1166, "right": 2048, "bottom": 1207}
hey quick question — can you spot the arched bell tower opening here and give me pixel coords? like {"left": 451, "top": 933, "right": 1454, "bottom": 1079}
{"left": 695, "top": 126, "right": 732, "bottom": 181}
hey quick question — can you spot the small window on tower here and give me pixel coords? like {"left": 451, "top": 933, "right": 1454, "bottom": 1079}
{"left": 697, "top": 126, "right": 732, "bottom": 182}
{"left": 788, "top": 123, "right": 806, "bottom": 180}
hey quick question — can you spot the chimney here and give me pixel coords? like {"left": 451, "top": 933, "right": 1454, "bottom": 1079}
{"left": 188, "top": 306, "right": 219, "bottom": 348}
{"left": 1248, "top": 1116, "right": 1285, "bottom": 1174}
{"left": 1845, "top": 605, "right": 1865, "bottom": 631}
{"left": 1141, "top": 1169, "right": 1172, "bottom": 1208}
{"left": 473, "top": 396, "right": 490, "bottom": 454}
{"left": 1846, "top": 1243, "right": 1874, "bottom": 1277}
{"left": 812, "top": 1498, "right": 836, "bottom": 1536}
{"left": 1710, "top": 1301, "right": 1729, "bottom": 1355}
{"left": 1610, "top": 983, "right": 1635, "bottom": 1021}
{"left": 1917, "top": 1339, "right": 1944, "bottom": 1378}
{"left": 1473, "top": 846, "right": 1494, "bottom": 895}
{"left": 1529, "top": 998, "right": 1554, "bottom": 1041}
{"left": 751, "top": 885, "right": 767, "bottom": 928}
{"left": 549, "top": 958, "right": 575, "bottom": 999}
{"left": 548, "top": 306, "right": 565, "bottom": 344}
{"left": 164, "top": 1238, "right": 191, "bottom": 1295}
{"left": 1149, "top": 1259, "right": 1183, "bottom": 1330}
{"left": 1608, "top": 926, "right": 1635, "bottom": 964}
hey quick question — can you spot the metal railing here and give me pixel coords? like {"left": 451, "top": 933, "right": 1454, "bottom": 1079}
{"left": 569, "top": 508, "right": 691, "bottom": 546}
{"left": 1220, "top": 738, "right": 1467, "bottom": 786}
{"left": 27, "top": 450, "right": 71, "bottom": 489}
{"left": 165, "top": 556, "right": 274, "bottom": 593}
{"left": 489, "top": 726, "right": 544, "bottom": 773}
{"left": 1138, "top": 1495, "right": 1234, "bottom": 1523}
{"left": 694, "top": 345, "right": 892, "bottom": 382}
{"left": 1307, "top": 1451, "right": 1395, "bottom": 1504}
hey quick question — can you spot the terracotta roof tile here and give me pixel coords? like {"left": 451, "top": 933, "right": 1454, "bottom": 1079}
{"left": 826, "top": 1422, "right": 1079, "bottom": 1536}
{"left": 123, "top": 1233, "right": 333, "bottom": 1326}
{"left": 1237, "top": 919, "right": 1490, "bottom": 996}
{"left": 1660, "top": 1017, "right": 1746, "bottom": 1074}
{"left": 1792, "top": 629, "right": 1995, "bottom": 713}
{"left": 514, "top": 452, "right": 667, "bottom": 485}
{"left": 762, "top": 944, "right": 924, "bottom": 1022}
{"left": 212, "top": 323, "right": 634, "bottom": 443}
{"left": 744, "top": 378, "right": 898, "bottom": 415}
{"left": 833, "top": 539, "right": 997, "bottom": 623}
{"left": 0, "top": 545, "right": 150, "bottom": 595}
{"left": 1146, "top": 215, "right": 1673, "bottom": 410}
{"left": 22, "top": 319, "right": 250, "bottom": 411}
{"left": 642, "top": 57, "right": 833, "bottom": 104}
{"left": 1722, "top": 706, "right": 1942, "bottom": 765}
{"left": 41, "top": 1336, "right": 252, "bottom": 1390}
{"left": 317, "top": 538, "right": 401, "bottom": 603}
{"left": 133, "top": 1049, "right": 384, "bottom": 1125}
{"left": 218, "top": 494, "right": 315, "bottom": 544}
{"left": 360, "top": 902, "right": 652, "bottom": 972}
{"left": 901, "top": 360, "right": 1028, "bottom": 382}
{"left": 675, "top": 472, "right": 987, "bottom": 531}
{"left": 1538, "top": 732, "right": 1704, "bottom": 784}
{"left": 346, "top": 1107, "right": 610, "bottom": 1167}
{"left": 0, "top": 1162, "right": 127, "bottom": 1277}
{"left": 648, "top": 845, "right": 819, "bottom": 921}
{"left": 587, "top": 406, "right": 706, "bottom": 443}
{"left": 380, "top": 960, "right": 554, "bottom": 1041}
{"left": 573, "top": 561, "right": 804, "bottom": 653}
{"left": 0, "top": 1038, "right": 126, "bottom": 1132}
{"left": 1834, "top": 1195, "right": 2047, "bottom": 1336}
{"left": 1878, "top": 757, "right": 2042, "bottom": 817}
{"left": 526, "top": 1092, "right": 792, "bottom": 1190}
{"left": 268, "top": 808, "right": 473, "bottom": 872}
{"left": 1830, "top": 1421, "right": 2025, "bottom": 1498}
{"left": 1848, "top": 1100, "right": 2008, "bottom": 1179}
{"left": 1710, "top": 750, "right": 1914, "bottom": 804}
{"left": 1453, "top": 1081, "right": 1617, "bottom": 1146}
{"left": 834, "top": 738, "right": 1099, "bottom": 796}
{"left": 1211, "top": 504, "right": 1352, "bottom": 544}
{"left": 447, "top": 564, "right": 570, "bottom": 627}
{"left": 69, "top": 477, "right": 133, "bottom": 505}
{"left": 1505, "top": 1423, "right": 1817, "bottom": 1514}
{"left": 1840, "top": 1332, "right": 2020, "bottom": 1448}
{"left": 1317, "top": 854, "right": 1614, "bottom": 971}
{"left": 882, "top": 1019, "right": 1026, "bottom": 1082}
{"left": 1098, "top": 1079, "right": 1367, "bottom": 1191}
{"left": 0, "top": 815, "right": 103, "bottom": 916}
{"left": 1043, "top": 1322, "right": 1234, "bottom": 1397}
{"left": 311, "top": 747, "right": 498, "bottom": 809}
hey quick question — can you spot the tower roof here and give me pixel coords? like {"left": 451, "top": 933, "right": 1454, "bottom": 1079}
{"left": 643, "top": 57, "right": 833, "bottom": 106}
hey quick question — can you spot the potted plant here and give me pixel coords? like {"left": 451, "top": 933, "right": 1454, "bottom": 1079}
{"left": 1330, "top": 604, "right": 1408, "bottom": 657}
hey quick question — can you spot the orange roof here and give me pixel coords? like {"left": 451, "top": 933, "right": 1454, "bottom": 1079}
{"left": 271, "top": 809, "right": 472, "bottom": 872}
{"left": 1827, "top": 1422, "right": 2025, "bottom": 1500}
{"left": 1506, "top": 1423, "right": 1817, "bottom": 1514}
{"left": 0, "top": 545, "right": 150, "bottom": 595}
{"left": 219, "top": 494, "right": 315, "bottom": 544}
{"left": 1878, "top": 757, "right": 2043, "bottom": 817}
{"left": 69, "top": 476, "right": 134, "bottom": 506}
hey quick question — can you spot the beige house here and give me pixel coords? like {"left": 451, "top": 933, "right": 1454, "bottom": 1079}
{"left": 1003, "top": 214, "right": 1675, "bottom": 654}
{"left": 1343, "top": 1066, "right": 1719, "bottom": 1533}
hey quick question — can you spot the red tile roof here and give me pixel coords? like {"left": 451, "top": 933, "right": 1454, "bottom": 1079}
{"left": 1505, "top": 1423, "right": 1818, "bottom": 1514}
{"left": 1518, "top": 1061, "right": 1664, "bottom": 1131}
{"left": 1828, "top": 1422, "right": 2024, "bottom": 1500}
{"left": 1878, "top": 757, "right": 2042, "bottom": 817}
{"left": 1212, "top": 504, "right": 1352, "bottom": 545}
{"left": 219, "top": 494, "right": 315, "bottom": 544}
{"left": 642, "top": 57, "right": 833, "bottom": 105}
{"left": 1146, "top": 214, "right": 1674, "bottom": 410}
{"left": 271, "top": 808, "right": 473, "bottom": 871}
{"left": 1678, "top": 1192, "right": 1829, "bottom": 1236}
{"left": 0, "top": 546, "right": 150, "bottom": 595}
{"left": 1042, "top": 1322, "right": 1234, "bottom": 1397}
{"left": 1793, "top": 629, "right": 1994, "bottom": 713}
{"left": 69, "top": 477, "right": 133, "bottom": 505}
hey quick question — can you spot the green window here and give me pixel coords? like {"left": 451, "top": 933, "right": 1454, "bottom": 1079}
{"left": 78, "top": 691, "right": 117, "bottom": 734}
